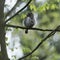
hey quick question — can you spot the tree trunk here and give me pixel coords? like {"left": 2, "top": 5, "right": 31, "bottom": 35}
{"left": 0, "top": 0, "right": 9, "bottom": 60}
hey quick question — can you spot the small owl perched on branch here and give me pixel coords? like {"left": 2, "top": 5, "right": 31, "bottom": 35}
{"left": 24, "top": 12, "right": 35, "bottom": 34}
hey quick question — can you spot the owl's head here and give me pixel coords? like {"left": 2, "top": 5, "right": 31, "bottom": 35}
{"left": 27, "top": 12, "right": 34, "bottom": 19}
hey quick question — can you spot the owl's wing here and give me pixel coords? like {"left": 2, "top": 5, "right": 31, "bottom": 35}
{"left": 24, "top": 17, "right": 31, "bottom": 27}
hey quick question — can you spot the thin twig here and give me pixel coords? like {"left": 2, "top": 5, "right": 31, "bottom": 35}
{"left": 18, "top": 25, "right": 60, "bottom": 60}
{"left": 5, "top": 0, "right": 19, "bottom": 18}
{"left": 5, "top": 0, "right": 32, "bottom": 24}
{"left": 5, "top": 24, "right": 60, "bottom": 32}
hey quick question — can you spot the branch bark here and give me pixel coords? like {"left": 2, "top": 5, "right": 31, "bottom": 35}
{"left": 0, "top": 0, "right": 9, "bottom": 60}
{"left": 5, "top": 0, "right": 32, "bottom": 24}
{"left": 5, "top": 0, "right": 20, "bottom": 18}
{"left": 5, "top": 24, "right": 60, "bottom": 32}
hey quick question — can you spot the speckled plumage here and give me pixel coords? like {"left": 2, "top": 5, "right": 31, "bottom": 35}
{"left": 24, "top": 12, "right": 35, "bottom": 33}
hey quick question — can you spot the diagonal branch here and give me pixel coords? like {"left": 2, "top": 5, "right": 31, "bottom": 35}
{"left": 5, "top": 0, "right": 32, "bottom": 24}
{"left": 18, "top": 25, "right": 60, "bottom": 60}
{"left": 5, "top": 24, "right": 60, "bottom": 32}
{"left": 5, "top": 0, "right": 19, "bottom": 18}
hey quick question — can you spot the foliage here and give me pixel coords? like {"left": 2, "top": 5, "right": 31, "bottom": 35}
{"left": 5, "top": 0, "right": 60, "bottom": 60}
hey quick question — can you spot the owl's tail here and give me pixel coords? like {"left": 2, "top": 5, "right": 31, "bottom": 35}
{"left": 25, "top": 29, "right": 28, "bottom": 34}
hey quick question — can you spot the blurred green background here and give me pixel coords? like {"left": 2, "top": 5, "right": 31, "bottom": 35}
{"left": 5, "top": 0, "right": 60, "bottom": 60}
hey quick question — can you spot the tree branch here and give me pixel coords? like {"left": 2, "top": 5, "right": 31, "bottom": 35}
{"left": 18, "top": 25, "right": 60, "bottom": 60}
{"left": 5, "top": 24, "right": 60, "bottom": 32}
{"left": 5, "top": 0, "right": 32, "bottom": 24}
{"left": 5, "top": 0, "right": 19, "bottom": 18}
{"left": 5, "top": 24, "right": 60, "bottom": 60}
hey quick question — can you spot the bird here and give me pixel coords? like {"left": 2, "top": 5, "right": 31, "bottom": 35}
{"left": 24, "top": 12, "right": 35, "bottom": 34}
